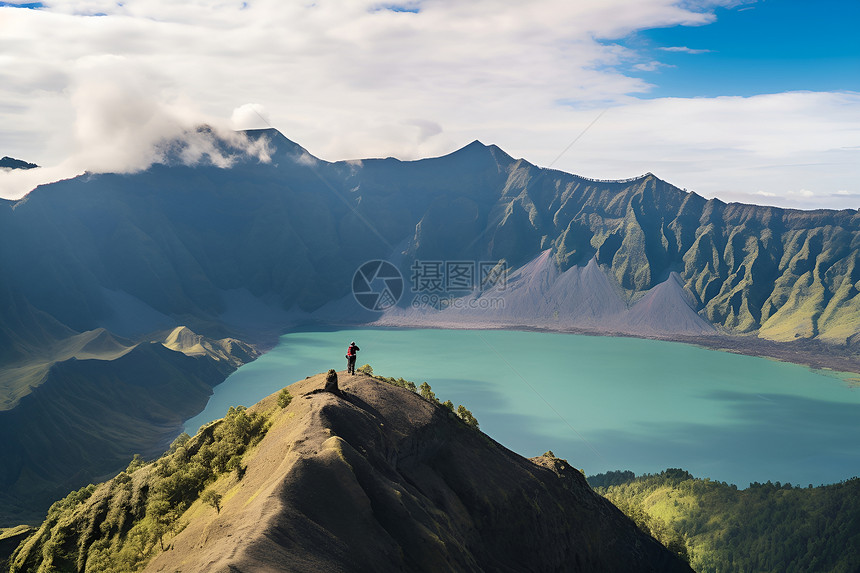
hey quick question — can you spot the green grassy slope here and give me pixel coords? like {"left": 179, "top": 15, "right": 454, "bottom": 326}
{"left": 589, "top": 469, "right": 860, "bottom": 573}
{"left": 8, "top": 403, "right": 271, "bottom": 573}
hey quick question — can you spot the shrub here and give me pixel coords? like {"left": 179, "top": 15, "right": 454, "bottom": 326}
{"left": 277, "top": 388, "right": 293, "bottom": 408}
{"left": 168, "top": 433, "right": 190, "bottom": 453}
{"left": 126, "top": 453, "right": 146, "bottom": 474}
{"left": 373, "top": 375, "right": 477, "bottom": 430}
{"left": 456, "top": 405, "right": 479, "bottom": 430}
{"left": 419, "top": 382, "right": 438, "bottom": 403}
{"left": 200, "top": 490, "right": 222, "bottom": 514}
{"left": 381, "top": 376, "right": 416, "bottom": 392}
{"left": 357, "top": 364, "right": 373, "bottom": 376}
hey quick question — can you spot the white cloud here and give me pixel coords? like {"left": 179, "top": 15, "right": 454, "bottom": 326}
{"left": 633, "top": 61, "right": 673, "bottom": 72}
{"left": 0, "top": 0, "right": 857, "bottom": 210}
{"left": 231, "top": 104, "right": 272, "bottom": 131}
{"left": 539, "top": 91, "right": 860, "bottom": 210}
{"left": 0, "top": 50, "right": 270, "bottom": 197}
{"left": 788, "top": 189, "right": 816, "bottom": 198}
{"left": 658, "top": 46, "right": 713, "bottom": 54}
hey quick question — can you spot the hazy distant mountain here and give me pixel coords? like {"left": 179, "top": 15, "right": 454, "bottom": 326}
{"left": 8, "top": 373, "right": 693, "bottom": 572}
{"left": 0, "top": 157, "right": 37, "bottom": 170}
{"left": 1, "top": 127, "right": 858, "bottom": 522}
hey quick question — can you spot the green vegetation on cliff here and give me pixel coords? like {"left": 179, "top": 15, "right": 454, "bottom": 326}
{"left": 589, "top": 469, "right": 860, "bottom": 573}
{"left": 360, "top": 364, "right": 479, "bottom": 429}
{"left": 9, "top": 404, "right": 271, "bottom": 572}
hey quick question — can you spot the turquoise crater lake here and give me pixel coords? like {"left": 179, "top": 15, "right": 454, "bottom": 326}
{"left": 184, "top": 328, "right": 860, "bottom": 487}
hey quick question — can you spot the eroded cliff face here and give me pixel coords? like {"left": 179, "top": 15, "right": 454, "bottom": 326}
{"left": 11, "top": 373, "right": 692, "bottom": 573}
{"left": 2, "top": 130, "right": 858, "bottom": 356}
{"left": 466, "top": 164, "right": 860, "bottom": 344}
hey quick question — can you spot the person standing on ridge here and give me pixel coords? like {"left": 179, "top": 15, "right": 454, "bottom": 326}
{"left": 346, "top": 341, "right": 360, "bottom": 374}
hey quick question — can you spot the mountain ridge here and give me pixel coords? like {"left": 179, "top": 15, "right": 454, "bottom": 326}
{"left": 9, "top": 372, "right": 693, "bottom": 572}
{"left": 0, "top": 328, "right": 257, "bottom": 524}
{"left": 0, "top": 157, "right": 37, "bottom": 170}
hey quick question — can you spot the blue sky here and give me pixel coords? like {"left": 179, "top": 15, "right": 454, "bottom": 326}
{"left": 0, "top": 0, "right": 858, "bottom": 209}
{"left": 619, "top": 0, "right": 860, "bottom": 98}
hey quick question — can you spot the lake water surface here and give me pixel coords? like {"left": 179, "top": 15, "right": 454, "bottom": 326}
{"left": 184, "top": 328, "right": 860, "bottom": 487}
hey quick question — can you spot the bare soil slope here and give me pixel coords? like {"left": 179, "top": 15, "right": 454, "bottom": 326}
{"left": 144, "top": 373, "right": 690, "bottom": 572}
{"left": 373, "top": 251, "right": 714, "bottom": 337}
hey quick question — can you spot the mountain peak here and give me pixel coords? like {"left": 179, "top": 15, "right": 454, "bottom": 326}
{"left": 0, "top": 156, "right": 38, "bottom": 170}
{"left": 162, "top": 326, "right": 258, "bottom": 366}
{"left": 13, "top": 372, "right": 692, "bottom": 572}
{"left": 241, "top": 127, "right": 320, "bottom": 164}
{"left": 434, "top": 138, "right": 514, "bottom": 172}
{"left": 445, "top": 138, "right": 490, "bottom": 157}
